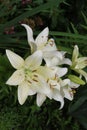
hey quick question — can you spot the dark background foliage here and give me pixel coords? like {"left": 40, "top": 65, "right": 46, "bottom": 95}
{"left": 0, "top": 0, "right": 87, "bottom": 130}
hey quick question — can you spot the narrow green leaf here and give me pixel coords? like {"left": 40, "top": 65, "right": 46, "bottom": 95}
{"left": 70, "top": 22, "right": 78, "bottom": 34}
{"left": 69, "top": 96, "right": 87, "bottom": 113}
{"left": 81, "top": 11, "right": 87, "bottom": 25}
{"left": 0, "top": 1, "right": 63, "bottom": 32}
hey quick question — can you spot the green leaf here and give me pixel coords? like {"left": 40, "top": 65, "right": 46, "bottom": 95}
{"left": 81, "top": 11, "right": 87, "bottom": 25}
{"left": 69, "top": 90, "right": 87, "bottom": 129}
{"left": 69, "top": 96, "right": 87, "bottom": 113}
{"left": 0, "top": 0, "right": 64, "bottom": 32}
{"left": 70, "top": 22, "right": 78, "bottom": 34}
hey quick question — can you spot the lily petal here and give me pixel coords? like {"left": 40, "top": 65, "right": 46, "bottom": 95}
{"left": 37, "top": 66, "right": 56, "bottom": 79}
{"left": 6, "top": 69, "right": 25, "bottom": 85}
{"left": 28, "top": 86, "right": 36, "bottom": 95}
{"left": 43, "top": 50, "right": 71, "bottom": 67}
{"left": 36, "top": 93, "right": 46, "bottom": 107}
{"left": 45, "top": 57, "right": 60, "bottom": 67}
{"left": 21, "top": 24, "right": 36, "bottom": 53}
{"left": 43, "top": 51, "right": 62, "bottom": 59}
{"left": 25, "top": 50, "right": 42, "bottom": 70}
{"left": 43, "top": 51, "right": 63, "bottom": 67}
{"left": 52, "top": 89, "right": 64, "bottom": 109}
{"left": 76, "top": 57, "right": 87, "bottom": 69}
{"left": 6, "top": 50, "right": 24, "bottom": 69}
{"left": 18, "top": 81, "right": 30, "bottom": 105}
{"left": 77, "top": 69, "right": 87, "bottom": 81}
{"left": 60, "top": 58, "right": 72, "bottom": 65}
{"left": 60, "top": 79, "right": 70, "bottom": 87}
{"left": 70, "top": 81, "right": 80, "bottom": 88}
{"left": 21, "top": 24, "right": 34, "bottom": 43}
{"left": 35, "top": 27, "right": 49, "bottom": 46}
{"left": 63, "top": 86, "right": 73, "bottom": 101}
{"left": 32, "top": 74, "right": 51, "bottom": 97}
{"left": 21, "top": 24, "right": 33, "bottom": 38}
{"left": 56, "top": 67, "right": 68, "bottom": 77}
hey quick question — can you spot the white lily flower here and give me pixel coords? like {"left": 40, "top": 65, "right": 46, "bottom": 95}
{"left": 6, "top": 50, "right": 51, "bottom": 105}
{"left": 22, "top": 24, "right": 72, "bottom": 67}
{"left": 71, "top": 45, "right": 87, "bottom": 81}
{"left": 21, "top": 24, "right": 64, "bottom": 64}
{"left": 21, "top": 24, "right": 59, "bottom": 52}
{"left": 37, "top": 63, "right": 68, "bottom": 109}
{"left": 38, "top": 76, "right": 79, "bottom": 108}
{"left": 34, "top": 65, "right": 68, "bottom": 108}
{"left": 38, "top": 66, "right": 68, "bottom": 109}
{"left": 21, "top": 24, "right": 72, "bottom": 67}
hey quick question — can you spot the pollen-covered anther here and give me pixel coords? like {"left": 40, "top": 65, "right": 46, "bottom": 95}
{"left": 52, "top": 84, "right": 57, "bottom": 87}
{"left": 33, "top": 74, "right": 38, "bottom": 78}
{"left": 48, "top": 39, "right": 54, "bottom": 46}
{"left": 72, "top": 89, "right": 76, "bottom": 94}
{"left": 32, "top": 70, "right": 37, "bottom": 72}
{"left": 50, "top": 84, "right": 57, "bottom": 89}
{"left": 54, "top": 74, "right": 58, "bottom": 80}
{"left": 47, "top": 78, "right": 49, "bottom": 83}
{"left": 54, "top": 74, "right": 59, "bottom": 82}
{"left": 85, "top": 60, "right": 87, "bottom": 64}
{"left": 27, "top": 80, "right": 32, "bottom": 84}
{"left": 32, "top": 78, "right": 38, "bottom": 82}
{"left": 50, "top": 42, "right": 54, "bottom": 47}
{"left": 49, "top": 84, "right": 53, "bottom": 89}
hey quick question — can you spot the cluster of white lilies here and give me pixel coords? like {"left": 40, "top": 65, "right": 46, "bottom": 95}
{"left": 6, "top": 24, "right": 87, "bottom": 109}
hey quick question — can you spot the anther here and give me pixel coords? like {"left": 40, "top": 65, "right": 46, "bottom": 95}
{"left": 33, "top": 74, "right": 38, "bottom": 78}
{"left": 47, "top": 79, "right": 49, "bottom": 83}
{"left": 32, "top": 78, "right": 38, "bottom": 82}
{"left": 28, "top": 80, "right": 32, "bottom": 84}
{"left": 32, "top": 70, "right": 37, "bottom": 72}
{"left": 50, "top": 43, "right": 54, "bottom": 46}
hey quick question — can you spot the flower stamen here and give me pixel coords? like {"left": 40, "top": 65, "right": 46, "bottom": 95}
{"left": 32, "top": 78, "right": 38, "bottom": 82}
